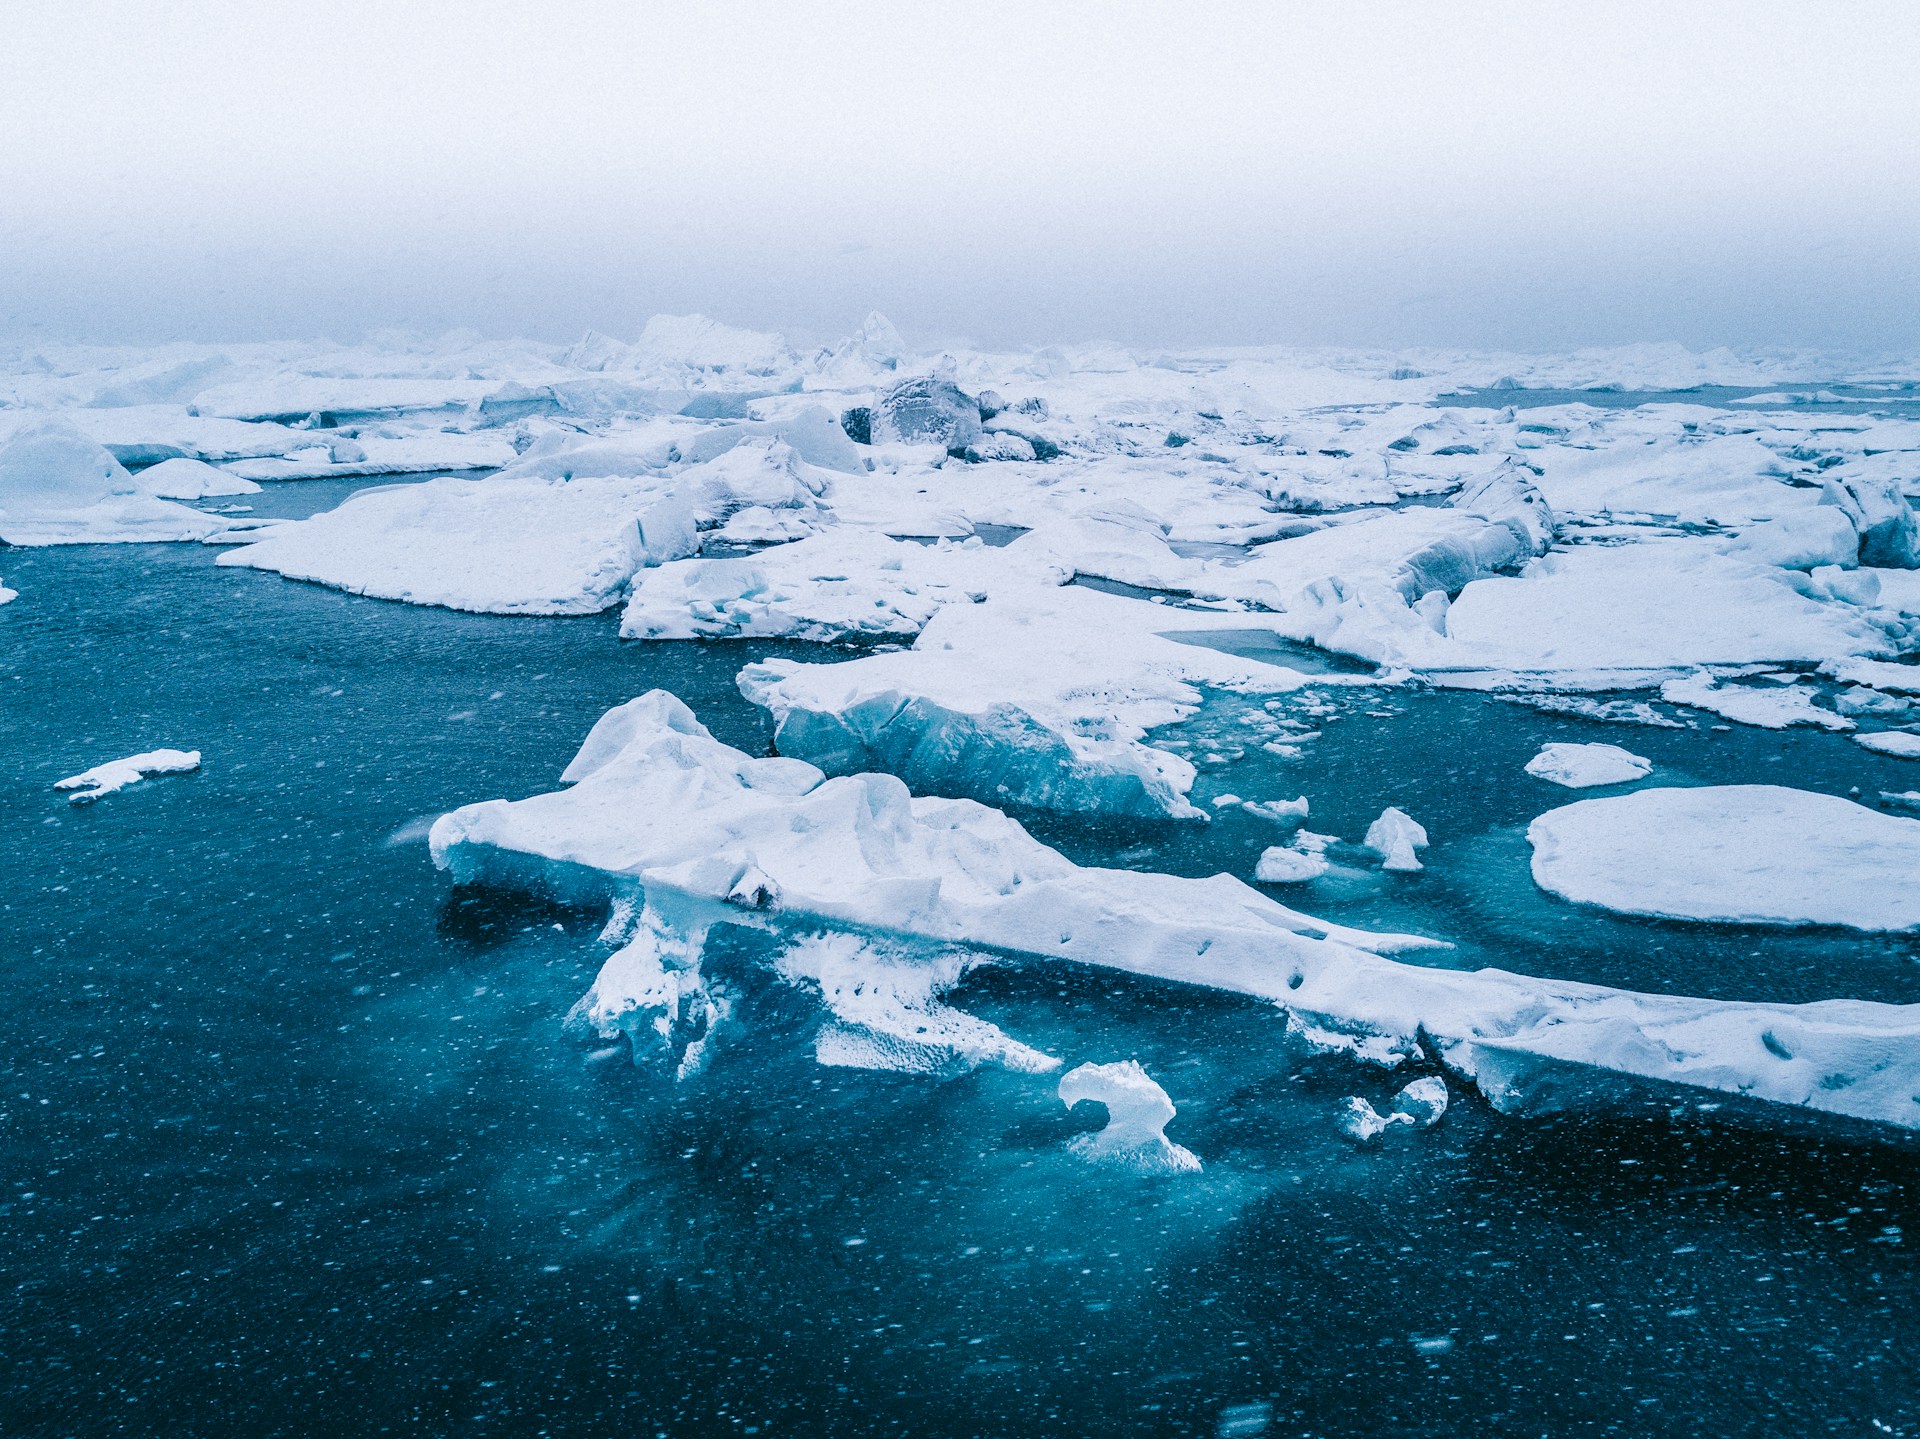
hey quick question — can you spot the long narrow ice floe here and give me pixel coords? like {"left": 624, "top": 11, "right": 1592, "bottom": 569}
{"left": 431, "top": 693, "right": 1920, "bottom": 1141}
{"left": 55, "top": 749, "right": 201, "bottom": 803}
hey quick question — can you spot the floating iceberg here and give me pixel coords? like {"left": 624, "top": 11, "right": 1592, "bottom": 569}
{"left": 1254, "top": 845, "right": 1330, "bottom": 883}
{"left": 1528, "top": 785, "right": 1920, "bottom": 931}
{"left": 221, "top": 438, "right": 831, "bottom": 615}
{"left": 431, "top": 695, "right": 1920, "bottom": 1140}
{"left": 1524, "top": 742, "right": 1653, "bottom": 789}
{"left": 1363, "top": 807, "right": 1428, "bottom": 872}
{"left": 0, "top": 423, "right": 224, "bottom": 545}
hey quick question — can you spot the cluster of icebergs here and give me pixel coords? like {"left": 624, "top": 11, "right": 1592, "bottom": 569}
{"left": 10, "top": 318, "right": 1920, "bottom": 1144}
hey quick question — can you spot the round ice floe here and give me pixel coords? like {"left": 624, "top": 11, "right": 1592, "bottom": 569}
{"left": 1524, "top": 741, "right": 1652, "bottom": 789}
{"left": 1528, "top": 784, "right": 1920, "bottom": 931}
{"left": 1058, "top": 1060, "right": 1200, "bottom": 1174}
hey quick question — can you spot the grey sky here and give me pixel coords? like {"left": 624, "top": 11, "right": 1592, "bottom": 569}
{"left": 5, "top": 1, "right": 1918, "bottom": 351}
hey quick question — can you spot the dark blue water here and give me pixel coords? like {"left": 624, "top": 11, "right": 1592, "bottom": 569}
{"left": 1, "top": 541, "right": 1915, "bottom": 1436}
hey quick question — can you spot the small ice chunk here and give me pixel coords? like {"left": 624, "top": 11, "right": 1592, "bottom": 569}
{"left": 54, "top": 748, "right": 201, "bottom": 803}
{"left": 1254, "top": 845, "right": 1330, "bottom": 883}
{"left": 1364, "top": 806, "right": 1428, "bottom": 872}
{"left": 1336, "top": 1096, "right": 1412, "bottom": 1144}
{"left": 1241, "top": 795, "right": 1309, "bottom": 824}
{"left": 1856, "top": 731, "right": 1920, "bottom": 759}
{"left": 1834, "top": 686, "right": 1912, "bottom": 718}
{"left": 1808, "top": 564, "right": 1882, "bottom": 606}
{"left": 1392, "top": 1076, "right": 1449, "bottom": 1127}
{"left": 1524, "top": 742, "right": 1652, "bottom": 789}
{"left": 1059, "top": 1060, "right": 1201, "bottom": 1174}
{"left": 0, "top": 577, "right": 14, "bottom": 605}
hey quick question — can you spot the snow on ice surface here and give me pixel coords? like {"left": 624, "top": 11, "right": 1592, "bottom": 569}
{"left": 1528, "top": 785, "right": 1920, "bottom": 932}
{"left": 1058, "top": 1061, "right": 1201, "bottom": 1174}
{"left": 54, "top": 748, "right": 201, "bottom": 803}
{"left": 431, "top": 694, "right": 1920, "bottom": 1138}
{"left": 1525, "top": 742, "right": 1654, "bottom": 788}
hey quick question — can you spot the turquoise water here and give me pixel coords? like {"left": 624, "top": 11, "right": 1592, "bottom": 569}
{"left": 0, "top": 541, "right": 1914, "bottom": 1436}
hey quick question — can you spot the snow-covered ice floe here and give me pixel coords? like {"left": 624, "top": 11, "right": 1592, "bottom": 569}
{"left": 55, "top": 749, "right": 201, "bottom": 803}
{"left": 1855, "top": 731, "right": 1920, "bottom": 758}
{"left": 1529, "top": 785, "right": 1920, "bottom": 931}
{"left": 431, "top": 694, "right": 1920, "bottom": 1142}
{"left": 1524, "top": 742, "right": 1653, "bottom": 789}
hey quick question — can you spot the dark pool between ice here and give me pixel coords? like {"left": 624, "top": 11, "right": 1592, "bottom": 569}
{"left": 1, "top": 543, "right": 1914, "bottom": 1437}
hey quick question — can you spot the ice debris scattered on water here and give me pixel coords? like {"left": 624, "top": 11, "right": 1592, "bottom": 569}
{"left": 1660, "top": 672, "right": 1853, "bottom": 731}
{"left": 55, "top": 749, "right": 201, "bottom": 804}
{"left": 1524, "top": 741, "right": 1653, "bottom": 789}
{"left": 1058, "top": 1061, "right": 1201, "bottom": 1174}
{"left": 1336, "top": 1078, "right": 1450, "bottom": 1145}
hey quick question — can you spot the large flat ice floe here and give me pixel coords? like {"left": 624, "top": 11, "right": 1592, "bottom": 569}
{"left": 1529, "top": 785, "right": 1920, "bottom": 931}
{"left": 431, "top": 694, "right": 1920, "bottom": 1141}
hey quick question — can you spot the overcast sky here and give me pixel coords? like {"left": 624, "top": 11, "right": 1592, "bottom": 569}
{"left": 4, "top": 1, "right": 1918, "bottom": 352}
